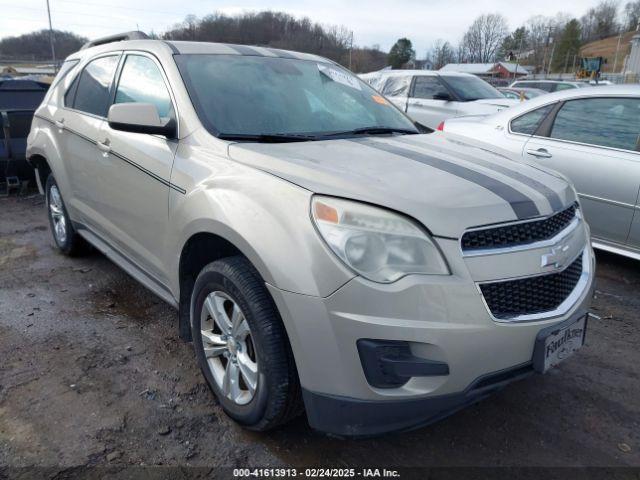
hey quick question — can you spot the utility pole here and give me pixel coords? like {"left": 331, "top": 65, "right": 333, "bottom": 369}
{"left": 546, "top": 41, "right": 556, "bottom": 78}
{"left": 46, "top": 0, "right": 57, "bottom": 73}
{"left": 514, "top": 33, "right": 524, "bottom": 80}
{"left": 613, "top": 32, "right": 622, "bottom": 73}
{"left": 348, "top": 31, "right": 353, "bottom": 70}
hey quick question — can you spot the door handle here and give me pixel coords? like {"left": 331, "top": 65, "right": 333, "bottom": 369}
{"left": 96, "top": 139, "right": 111, "bottom": 153}
{"left": 526, "top": 148, "right": 552, "bottom": 159}
{"left": 54, "top": 119, "right": 65, "bottom": 129}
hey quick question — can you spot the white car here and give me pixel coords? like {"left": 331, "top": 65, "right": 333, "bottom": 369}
{"left": 370, "top": 70, "right": 518, "bottom": 128}
{"left": 509, "top": 79, "right": 588, "bottom": 93}
{"left": 440, "top": 85, "right": 640, "bottom": 260}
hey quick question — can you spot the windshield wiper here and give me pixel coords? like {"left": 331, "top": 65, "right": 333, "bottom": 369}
{"left": 218, "top": 133, "right": 317, "bottom": 143}
{"left": 320, "top": 126, "right": 419, "bottom": 138}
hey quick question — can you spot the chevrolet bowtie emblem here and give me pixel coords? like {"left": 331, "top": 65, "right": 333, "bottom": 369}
{"left": 541, "top": 244, "right": 571, "bottom": 270}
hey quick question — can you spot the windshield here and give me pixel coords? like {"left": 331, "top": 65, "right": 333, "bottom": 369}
{"left": 175, "top": 54, "right": 418, "bottom": 139}
{"left": 441, "top": 75, "right": 504, "bottom": 101}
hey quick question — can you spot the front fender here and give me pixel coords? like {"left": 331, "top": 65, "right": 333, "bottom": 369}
{"left": 166, "top": 157, "right": 355, "bottom": 299}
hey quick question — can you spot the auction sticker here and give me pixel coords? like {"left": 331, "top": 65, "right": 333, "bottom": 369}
{"left": 318, "top": 64, "right": 361, "bottom": 90}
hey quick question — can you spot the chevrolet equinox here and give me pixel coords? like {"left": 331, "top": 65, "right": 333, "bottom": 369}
{"left": 26, "top": 32, "right": 595, "bottom": 436}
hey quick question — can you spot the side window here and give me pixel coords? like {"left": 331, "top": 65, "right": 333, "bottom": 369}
{"left": 510, "top": 104, "right": 554, "bottom": 135}
{"left": 412, "top": 76, "right": 449, "bottom": 99}
{"left": 72, "top": 55, "right": 120, "bottom": 117}
{"left": 554, "top": 83, "right": 574, "bottom": 91}
{"left": 114, "top": 55, "right": 172, "bottom": 117}
{"left": 50, "top": 60, "right": 79, "bottom": 91}
{"left": 381, "top": 76, "right": 412, "bottom": 97}
{"left": 550, "top": 98, "right": 640, "bottom": 151}
{"left": 538, "top": 83, "right": 555, "bottom": 92}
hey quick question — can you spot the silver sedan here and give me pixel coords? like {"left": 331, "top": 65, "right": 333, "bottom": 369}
{"left": 441, "top": 85, "right": 640, "bottom": 260}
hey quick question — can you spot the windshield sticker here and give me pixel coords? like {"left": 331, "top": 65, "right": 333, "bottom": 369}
{"left": 371, "top": 94, "right": 388, "bottom": 105}
{"left": 317, "top": 64, "right": 361, "bottom": 91}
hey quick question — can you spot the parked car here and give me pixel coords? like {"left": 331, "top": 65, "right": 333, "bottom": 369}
{"left": 509, "top": 79, "right": 588, "bottom": 92}
{"left": 373, "top": 70, "right": 518, "bottom": 128}
{"left": 27, "top": 33, "right": 594, "bottom": 436}
{"left": 498, "top": 87, "right": 547, "bottom": 100}
{"left": 440, "top": 85, "right": 640, "bottom": 260}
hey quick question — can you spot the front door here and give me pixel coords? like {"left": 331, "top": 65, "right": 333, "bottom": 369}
{"left": 94, "top": 53, "right": 178, "bottom": 283}
{"left": 405, "top": 76, "right": 458, "bottom": 128}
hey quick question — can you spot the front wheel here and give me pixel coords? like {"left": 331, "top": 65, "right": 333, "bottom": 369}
{"left": 191, "top": 256, "right": 303, "bottom": 431}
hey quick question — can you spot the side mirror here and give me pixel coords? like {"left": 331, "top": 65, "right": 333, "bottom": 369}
{"left": 108, "top": 103, "right": 176, "bottom": 138}
{"left": 433, "top": 92, "right": 452, "bottom": 101}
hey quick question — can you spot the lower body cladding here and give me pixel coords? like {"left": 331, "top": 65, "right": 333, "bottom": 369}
{"left": 267, "top": 245, "right": 595, "bottom": 437}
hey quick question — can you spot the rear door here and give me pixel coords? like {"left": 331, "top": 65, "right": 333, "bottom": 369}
{"left": 523, "top": 96, "right": 640, "bottom": 246}
{"left": 94, "top": 52, "right": 178, "bottom": 282}
{"left": 55, "top": 53, "right": 121, "bottom": 226}
{"left": 405, "top": 75, "right": 458, "bottom": 128}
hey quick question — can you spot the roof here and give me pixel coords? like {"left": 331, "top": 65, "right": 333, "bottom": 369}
{"left": 476, "top": 84, "right": 640, "bottom": 122}
{"left": 361, "top": 69, "right": 473, "bottom": 78}
{"left": 70, "top": 37, "right": 333, "bottom": 65}
{"left": 496, "top": 62, "right": 529, "bottom": 74}
{"left": 440, "top": 63, "right": 495, "bottom": 74}
{"left": 440, "top": 62, "right": 530, "bottom": 75}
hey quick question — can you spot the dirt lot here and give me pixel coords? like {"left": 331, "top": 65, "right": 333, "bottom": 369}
{"left": 0, "top": 194, "right": 639, "bottom": 472}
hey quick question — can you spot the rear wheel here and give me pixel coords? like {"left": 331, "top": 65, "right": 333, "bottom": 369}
{"left": 45, "top": 174, "right": 87, "bottom": 256}
{"left": 191, "top": 256, "right": 303, "bottom": 430}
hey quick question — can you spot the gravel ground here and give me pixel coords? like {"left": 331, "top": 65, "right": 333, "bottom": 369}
{"left": 0, "top": 195, "right": 638, "bottom": 472}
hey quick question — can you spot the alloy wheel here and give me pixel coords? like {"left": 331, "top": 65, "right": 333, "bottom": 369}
{"left": 48, "top": 185, "right": 67, "bottom": 245}
{"left": 200, "top": 291, "right": 258, "bottom": 405}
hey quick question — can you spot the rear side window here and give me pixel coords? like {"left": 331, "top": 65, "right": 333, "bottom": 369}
{"left": 381, "top": 76, "right": 412, "bottom": 97}
{"left": 114, "top": 55, "right": 172, "bottom": 117}
{"left": 412, "top": 76, "right": 449, "bottom": 99}
{"left": 71, "top": 55, "right": 119, "bottom": 117}
{"left": 510, "top": 104, "right": 554, "bottom": 135}
{"left": 50, "top": 60, "right": 79, "bottom": 90}
{"left": 554, "top": 83, "right": 576, "bottom": 91}
{"left": 550, "top": 97, "right": 640, "bottom": 151}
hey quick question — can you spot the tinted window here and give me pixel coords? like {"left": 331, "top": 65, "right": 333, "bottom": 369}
{"left": 441, "top": 75, "right": 503, "bottom": 101}
{"left": 115, "top": 55, "right": 172, "bottom": 117}
{"left": 381, "top": 76, "right": 412, "bottom": 96}
{"left": 550, "top": 98, "right": 640, "bottom": 151}
{"left": 501, "top": 90, "right": 520, "bottom": 100}
{"left": 554, "top": 83, "right": 576, "bottom": 91}
{"left": 50, "top": 60, "right": 79, "bottom": 90}
{"left": 412, "top": 76, "right": 449, "bottom": 99}
{"left": 510, "top": 104, "right": 554, "bottom": 135}
{"left": 73, "top": 55, "right": 119, "bottom": 116}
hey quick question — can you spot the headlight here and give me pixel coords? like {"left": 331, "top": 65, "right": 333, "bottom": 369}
{"left": 311, "top": 196, "right": 449, "bottom": 283}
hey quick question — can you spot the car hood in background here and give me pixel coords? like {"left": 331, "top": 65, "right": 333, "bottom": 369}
{"left": 228, "top": 133, "right": 575, "bottom": 238}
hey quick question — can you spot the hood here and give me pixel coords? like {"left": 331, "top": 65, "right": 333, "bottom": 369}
{"left": 228, "top": 133, "right": 576, "bottom": 238}
{"left": 472, "top": 98, "right": 520, "bottom": 108}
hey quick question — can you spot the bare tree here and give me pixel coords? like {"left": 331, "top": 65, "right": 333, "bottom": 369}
{"left": 427, "top": 39, "right": 456, "bottom": 69}
{"left": 625, "top": 0, "right": 640, "bottom": 30}
{"left": 581, "top": 0, "right": 621, "bottom": 41}
{"left": 461, "top": 14, "right": 510, "bottom": 63}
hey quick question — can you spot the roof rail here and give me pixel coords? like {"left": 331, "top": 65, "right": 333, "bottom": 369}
{"left": 81, "top": 31, "right": 149, "bottom": 50}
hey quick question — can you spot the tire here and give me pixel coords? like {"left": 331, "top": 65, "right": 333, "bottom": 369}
{"left": 45, "top": 174, "right": 87, "bottom": 256}
{"left": 191, "top": 256, "right": 303, "bottom": 431}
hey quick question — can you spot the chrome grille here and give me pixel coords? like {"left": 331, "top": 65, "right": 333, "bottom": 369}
{"left": 462, "top": 204, "right": 577, "bottom": 252}
{"left": 479, "top": 253, "right": 583, "bottom": 320}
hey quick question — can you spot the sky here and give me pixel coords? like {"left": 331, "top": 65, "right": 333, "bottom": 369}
{"left": 0, "top": 0, "right": 606, "bottom": 55}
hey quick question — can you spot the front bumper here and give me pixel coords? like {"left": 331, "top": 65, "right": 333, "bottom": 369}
{"left": 267, "top": 242, "right": 595, "bottom": 436}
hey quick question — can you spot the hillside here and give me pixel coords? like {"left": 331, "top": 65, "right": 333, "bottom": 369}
{"left": 580, "top": 31, "right": 636, "bottom": 72}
